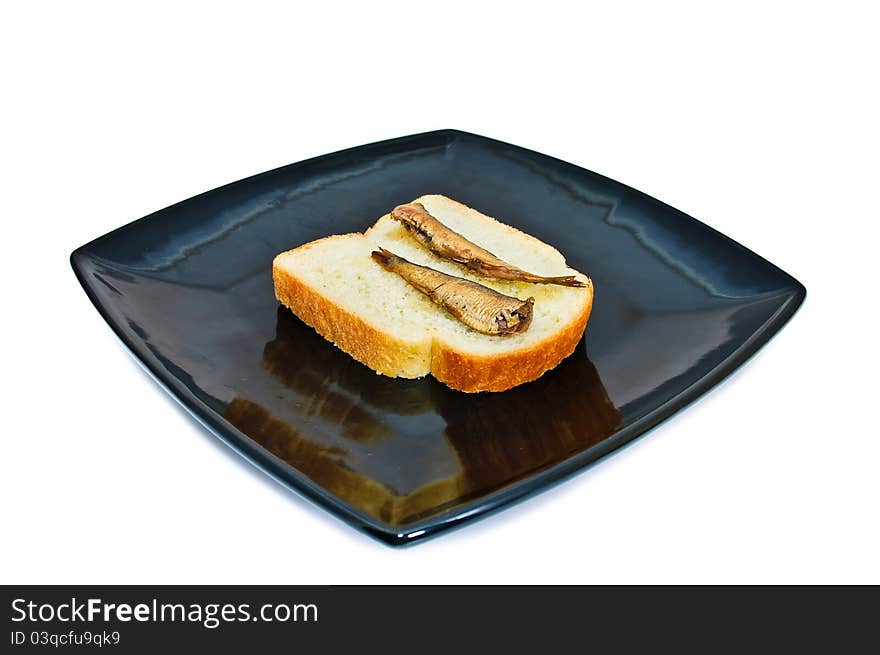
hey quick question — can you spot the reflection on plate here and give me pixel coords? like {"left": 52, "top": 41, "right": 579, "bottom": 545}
{"left": 223, "top": 308, "right": 620, "bottom": 526}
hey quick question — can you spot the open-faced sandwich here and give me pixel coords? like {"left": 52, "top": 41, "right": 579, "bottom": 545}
{"left": 272, "top": 195, "right": 593, "bottom": 392}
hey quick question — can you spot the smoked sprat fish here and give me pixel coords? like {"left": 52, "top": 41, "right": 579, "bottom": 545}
{"left": 371, "top": 247, "right": 534, "bottom": 336}
{"left": 390, "top": 202, "right": 587, "bottom": 287}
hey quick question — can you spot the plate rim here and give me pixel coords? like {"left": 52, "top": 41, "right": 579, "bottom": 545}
{"left": 70, "top": 128, "right": 807, "bottom": 546}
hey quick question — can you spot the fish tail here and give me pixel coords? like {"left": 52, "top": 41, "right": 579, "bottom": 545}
{"left": 371, "top": 247, "right": 396, "bottom": 269}
{"left": 476, "top": 262, "right": 587, "bottom": 287}
{"left": 539, "top": 275, "right": 588, "bottom": 288}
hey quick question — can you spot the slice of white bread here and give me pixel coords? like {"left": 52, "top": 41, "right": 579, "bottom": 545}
{"left": 272, "top": 195, "right": 593, "bottom": 392}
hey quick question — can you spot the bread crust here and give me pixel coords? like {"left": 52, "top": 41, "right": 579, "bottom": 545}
{"left": 272, "top": 197, "right": 594, "bottom": 393}
{"left": 273, "top": 236, "right": 432, "bottom": 380}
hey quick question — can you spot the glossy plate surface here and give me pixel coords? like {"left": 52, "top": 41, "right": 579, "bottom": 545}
{"left": 71, "top": 130, "right": 805, "bottom": 545}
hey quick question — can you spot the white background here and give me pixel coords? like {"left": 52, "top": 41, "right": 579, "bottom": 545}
{"left": 2, "top": 2, "right": 878, "bottom": 584}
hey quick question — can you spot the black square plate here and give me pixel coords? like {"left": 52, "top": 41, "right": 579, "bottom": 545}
{"left": 71, "top": 130, "right": 805, "bottom": 545}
